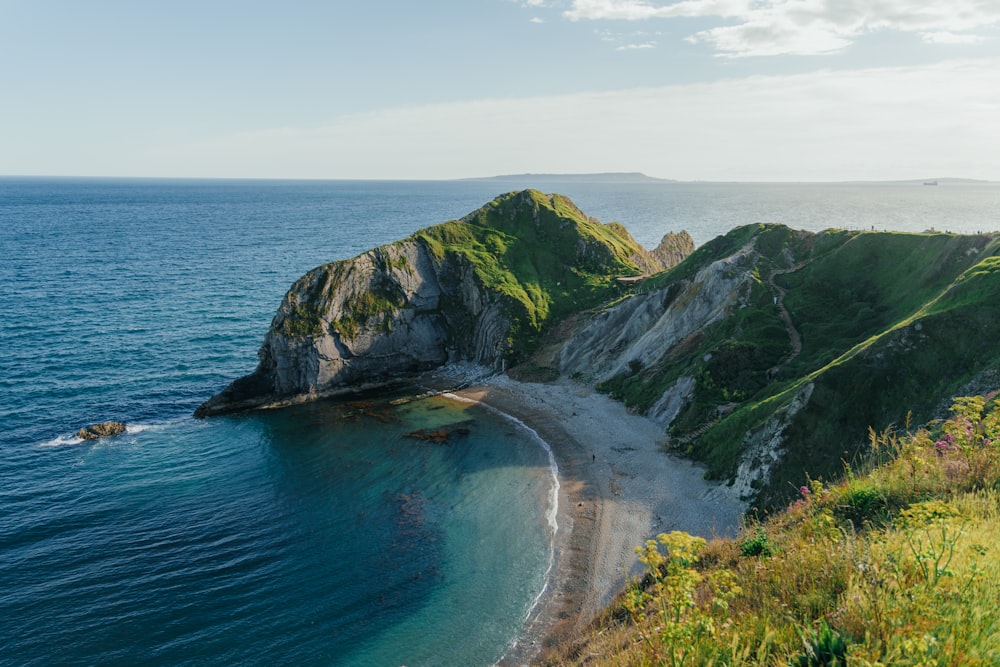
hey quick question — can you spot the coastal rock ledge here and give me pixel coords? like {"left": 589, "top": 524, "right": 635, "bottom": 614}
{"left": 195, "top": 190, "right": 692, "bottom": 417}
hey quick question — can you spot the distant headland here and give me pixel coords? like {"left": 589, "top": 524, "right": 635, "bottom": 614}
{"left": 463, "top": 172, "right": 676, "bottom": 184}
{"left": 462, "top": 174, "right": 996, "bottom": 185}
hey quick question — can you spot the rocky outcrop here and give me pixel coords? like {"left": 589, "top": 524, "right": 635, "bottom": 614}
{"left": 560, "top": 244, "right": 757, "bottom": 383}
{"left": 76, "top": 421, "right": 126, "bottom": 440}
{"left": 195, "top": 243, "right": 507, "bottom": 417}
{"left": 647, "top": 231, "right": 696, "bottom": 273}
{"left": 625, "top": 230, "right": 695, "bottom": 275}
{"left": 196, "top": 190, "right": 686, "bottom": 417}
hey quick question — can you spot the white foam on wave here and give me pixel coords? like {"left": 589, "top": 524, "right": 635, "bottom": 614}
{"left": 441, "top": 391, "right": 561, "bottom": 655}
{"left": 124, "top": 422, "right": 157, "bottom": 435}
{"left": 38, "top": 434, "right": 85, "bottom": 448}
{"left": 36, "top": 416, "right": 190, "bottom": 448}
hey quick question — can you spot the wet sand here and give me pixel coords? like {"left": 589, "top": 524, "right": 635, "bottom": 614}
{"left": 447, "top": 375, "right": 747, "bottom": 665}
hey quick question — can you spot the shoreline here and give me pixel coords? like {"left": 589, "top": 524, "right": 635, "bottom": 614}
{"left": 448, "top": 376, "right": 748, "bottom": 665}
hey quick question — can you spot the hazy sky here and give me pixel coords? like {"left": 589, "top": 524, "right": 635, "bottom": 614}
{"left": 3, "top": 0, "right": 1000, "bottom": 181}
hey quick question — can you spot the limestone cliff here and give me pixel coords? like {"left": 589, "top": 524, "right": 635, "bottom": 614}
{"left": 195, "top": 190, "right": 685, "bottom": 417}
{"left": 561, "top": 243, "right": 756, "bottom": 385}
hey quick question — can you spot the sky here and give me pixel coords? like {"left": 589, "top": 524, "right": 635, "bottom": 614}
{"left": 2, "top": 0, "right": 1000, "bottom": 181}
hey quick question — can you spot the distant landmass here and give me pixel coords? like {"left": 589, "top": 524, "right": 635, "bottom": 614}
{"left": 465, "top": 172, "right": 676, "bottom": 184}
{"left": 894, "top": 177, "right": 995, "bottom": 185}
{"left": 466, "top": 174, "right": 995, "bottom": 185}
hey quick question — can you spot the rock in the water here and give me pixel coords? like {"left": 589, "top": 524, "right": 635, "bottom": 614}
{"left": 76, "top": 421, "right": 127, "bottom": 440}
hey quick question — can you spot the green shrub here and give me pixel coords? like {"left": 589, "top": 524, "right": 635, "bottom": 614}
{"left": 738, "top": 528, "right": 775, "bottom": 558}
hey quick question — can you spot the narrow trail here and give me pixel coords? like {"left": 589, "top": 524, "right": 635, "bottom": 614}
{"left": 765, "top": 260, "right": 809, "bottom": 378}
{"left": 674, "top": 402, "right": 739, "bottom": 446}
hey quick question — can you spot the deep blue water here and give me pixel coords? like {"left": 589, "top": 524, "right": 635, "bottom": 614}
{"left": 1, "top": 177, "right": 997, "bottom": 665}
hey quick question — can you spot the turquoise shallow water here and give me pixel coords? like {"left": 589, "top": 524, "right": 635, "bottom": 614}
{"left": 2, "top": 394, "right": 553, "bottom": 666}
{"left": 2, "top": 177, "right": 997, "bottom": 665}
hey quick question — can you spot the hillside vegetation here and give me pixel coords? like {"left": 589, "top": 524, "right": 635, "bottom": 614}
{"left": 545, "top": 393, "right": 1000, "bottom": 666}
{"left": 588, "top": 224, "right": 1000, "bottom": 510}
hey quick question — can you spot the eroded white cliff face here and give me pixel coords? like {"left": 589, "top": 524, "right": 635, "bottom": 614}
{"left": 560, "top": 246, "right": 758, "bottom": 384}
{"left": 196, "top": 239, "right": 512, "bottom": 416}
{"left": 648, "top": 375, "right": 696, "bottom": 428}
{"left": 729, "top": 382, "right": 814, "bottom": 501}
{"left": 554, "top": 239, "right": 806, "bottom": 501}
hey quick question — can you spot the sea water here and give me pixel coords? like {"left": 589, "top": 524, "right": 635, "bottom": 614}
{"left": 2, "top": 177, "right": 997, "bottom": 666}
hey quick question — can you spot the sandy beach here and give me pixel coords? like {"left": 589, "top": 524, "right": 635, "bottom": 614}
{"left": 446, "top": 375, "right": 747, "bottom": 665}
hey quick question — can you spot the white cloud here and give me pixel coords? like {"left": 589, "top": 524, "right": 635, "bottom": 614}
{"left": 564, "top": 0, "right": 1000, "bottom": 56}
{"left": 139, "top": 59, "right": 1000, "bottom": 182}
{"left": 921, "top": 31, "right": 985, "bottom": 45}
{"left": 530, "top": 16, "right": 545, "bottom": 23}
{"left": 596, "top": 27, "right": 662, "bottom": 48}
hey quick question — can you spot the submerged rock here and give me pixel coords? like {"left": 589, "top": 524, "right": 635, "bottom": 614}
{"left": 403, "top": 427, "right": 471, "bottom": 444}
{"left": 76, "top": 421, "right": 126, "bottom": 440}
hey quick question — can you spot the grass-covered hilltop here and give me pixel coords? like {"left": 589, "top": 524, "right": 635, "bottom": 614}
{"left": 195, "top": 190, "right": 690, "bottom": 416}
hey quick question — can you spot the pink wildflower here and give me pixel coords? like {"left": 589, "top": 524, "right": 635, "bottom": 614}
{"left": 935, "top": 440, "right": 956, "bottom": 455}
{"left": 789, "top": 497, "right": 809, "bottom": 512}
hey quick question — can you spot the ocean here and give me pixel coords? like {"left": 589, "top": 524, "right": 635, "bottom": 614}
{"left": 1, "top": 177, "right": 997, "bottom": 666}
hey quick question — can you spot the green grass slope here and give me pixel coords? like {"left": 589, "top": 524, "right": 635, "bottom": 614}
{"left": 414, "top": 189, "right": 645, "bottom": 357}
{"left": 707, "top": 229, "right": 1000, "bottom": 510}
{"left": 754, "top": 250, "right": 1000, "bottom": 507}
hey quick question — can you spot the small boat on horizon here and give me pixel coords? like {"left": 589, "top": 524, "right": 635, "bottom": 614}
{"left": 923, "top": 180, "right": 938, "bottom": 185}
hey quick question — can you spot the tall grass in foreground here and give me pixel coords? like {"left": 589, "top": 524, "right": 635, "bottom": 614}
{"left": 545, "top": 394, "right": 1000, "bottom": 666}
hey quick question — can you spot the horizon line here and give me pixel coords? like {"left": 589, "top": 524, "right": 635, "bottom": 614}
{"left": 2, "top": 173, "right": 997, "bottom": 185}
